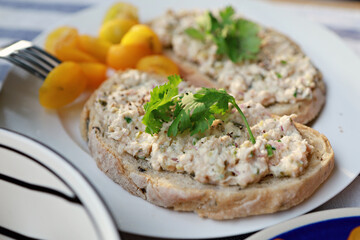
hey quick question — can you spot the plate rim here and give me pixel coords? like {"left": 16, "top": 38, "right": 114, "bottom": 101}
{"left": 0, "top": 127, "right": 121, "bottom": 240}
{"left": 246, "top": 207, "right": 360, "bottom": 240}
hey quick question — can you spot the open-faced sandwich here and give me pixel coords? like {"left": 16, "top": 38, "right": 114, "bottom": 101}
{"left": 80, "top": 70, "right": 334, "bottom": 220}
{"left": 149, "top": 7, "right": 326, "bottom": 124}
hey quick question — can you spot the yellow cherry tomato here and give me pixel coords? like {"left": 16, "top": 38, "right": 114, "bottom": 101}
{"left": 39, "top": 62, "right": 87, "bottom": 109}
{"left": 55, "top": 46, "right": 99, "bottom": 63}
{"left": 103, "top": 2, "right": 139, "bottom": 23}
{"left": 348, "top": 226, "right": 360, "bottom": 240}
{"left": 76, "top": 35, "right": 111, "bottom": 63}
{"left": 79, "top": 62, "right": 108, "bottom": 89}
{"left": 44, "top": 26, "right": 78, "bottom": 55}
{"left": 121, "top": 24, "right": 162, "bottom": 54}
{"left": 136, "top": 55, "right": 179, "bottom": 76}
{"left": 107, "top": 44, "right": 152, "bottom": 70}
{"left": 99, "top": 18, "right": 137, "bottom": 44}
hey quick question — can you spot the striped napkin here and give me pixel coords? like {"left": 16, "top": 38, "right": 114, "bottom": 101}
{"left": 1, "top": 0, "right": 360, "bottom": 80}
{"left": 0, "top": 0, "right": 95, "bottom": 86}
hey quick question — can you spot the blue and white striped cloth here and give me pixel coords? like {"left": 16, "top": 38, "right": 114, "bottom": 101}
{"left": 1, "top": 1, "right": 360, "bottom": 239}
{"left": 1, "top": 0, "right": 360, "bottom": 79}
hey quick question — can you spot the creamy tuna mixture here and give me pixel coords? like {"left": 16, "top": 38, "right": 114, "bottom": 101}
{"left": 150, "top": 10, "right": 321, "bottom": 106}
{"left": 94, "top": 71, "right": 313, "bottom": 187}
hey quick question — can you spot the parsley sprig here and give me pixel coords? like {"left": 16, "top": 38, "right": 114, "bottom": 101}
{"left": 185, "top": 6, "right": 261, "bottom": 63}
{"left": 142, "top": 75, "right": 256, "bottom": 144}
{"left": 142, "top": 75, "right": 182, "bottom": 135}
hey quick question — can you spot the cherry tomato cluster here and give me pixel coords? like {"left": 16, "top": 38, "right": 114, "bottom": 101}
{"left": 40, "top": 2, "right": 179, "bottom": 109}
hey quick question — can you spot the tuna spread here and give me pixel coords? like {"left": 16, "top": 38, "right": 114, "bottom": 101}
{"left": 95, "top": 70, "right": 313, "bottom": 187}
{"left": 150, "top": 10, "right": 321, "bottom": 106}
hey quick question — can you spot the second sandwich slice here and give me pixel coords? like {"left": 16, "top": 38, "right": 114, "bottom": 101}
{"left": 149, "top": 7, "right": 326, "bottom": 124}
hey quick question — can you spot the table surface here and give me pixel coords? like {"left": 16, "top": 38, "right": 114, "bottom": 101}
{"left": 0, "top": 1, "right": 360, "bottom": 239}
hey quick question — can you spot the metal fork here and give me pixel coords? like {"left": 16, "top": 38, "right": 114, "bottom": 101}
{"left": 0, "top": 40, "right": 61, "bottom": 79}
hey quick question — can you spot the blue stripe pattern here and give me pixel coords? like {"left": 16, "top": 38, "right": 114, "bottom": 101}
{"left": 0, "top": 28, "right": 41, "bottom": 41}
{"left": 0, "top": 1, "right": 92, "bottom": 82}
{"left": 0, "top": 0, "right": 90, "bottom": 13}
{"left": 326, "top": 26, "right": 360, "bottom": 40}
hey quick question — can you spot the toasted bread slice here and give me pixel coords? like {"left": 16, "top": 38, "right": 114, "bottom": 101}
{"left": 80, "top": 70, "right": 334, "bottom": 220}
{"left": 149, "top": 10, "right": 326, "bottom": 124}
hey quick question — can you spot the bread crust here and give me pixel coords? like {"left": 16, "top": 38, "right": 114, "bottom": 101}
{"left": 80, "top": 72, "right": 334, "bottom": 220}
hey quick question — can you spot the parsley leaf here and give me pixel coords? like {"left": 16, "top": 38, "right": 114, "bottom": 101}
{"left": 169, "top": 89, "right": 230, "bottom": 136}
{"left": 184, "top": 27, "right": 205, "bottom": 41}
{"left": 219, "top": 6, "right": 235, "bottom": 25}
{"left": 185, "top": 6, "right": 261, "bottom": 63}
{"left": 143, "top": 75, "right": 256, "bottom": 144}
{"left": 142, "top": 75, "right": 182, "bottom": 135}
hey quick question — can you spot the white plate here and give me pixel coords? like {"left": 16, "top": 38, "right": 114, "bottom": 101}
{"left": 0, "top": 128, "right": 119, "bottom": 240}
{"left": 1, "top": 0, "right": 360, "bottom": 239}
{"left": 246, "top": 208, "right": 360, "bottom": 240}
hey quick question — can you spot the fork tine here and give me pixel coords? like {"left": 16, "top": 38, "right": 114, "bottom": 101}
{"left": 4, "top": 56, "right": 47, "bottom": 79}
{"left": 31, "top": 46, "right": 61, "bottom": 64}
{"left": 22, "top": 48, "right": 58, "bottom": 69}
{"left": 15, "top": 51, "right": 52, "bottom": 74}
{"left": 0, "top": 40, "right": 61, "bottom": 80}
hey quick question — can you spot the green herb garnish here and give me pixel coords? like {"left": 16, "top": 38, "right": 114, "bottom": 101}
{"left": 275, "top": 72, "right": 282, "bottom": 78}
{"left": 142, "top": 75, "right": 182, "bottom": 135}
{"left": 142, "top": 75, "right": 256, "bottom": 144}
{"left": 124, "top": 117, "right": 132, "bottom": 123}
{"left": 293, "top": 89, "right": 298, "bottom": 97}
{"left": 185, "top": 6, "right": 261, "bottom": 63}
{"left": 184, "top": 28, "right": 205, "bottom": 41}
{"left": 280, "top": 60, "right": 287, "bottom": 65}
{"left": 265, "top": 144, "right": 276, "bottom": 157}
